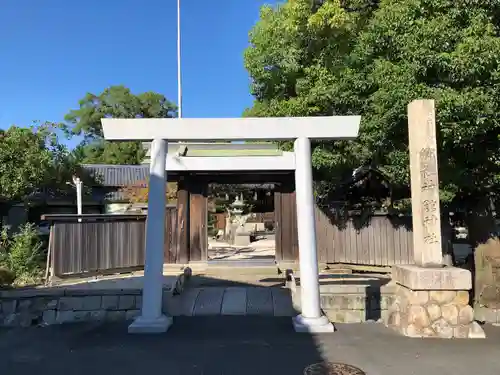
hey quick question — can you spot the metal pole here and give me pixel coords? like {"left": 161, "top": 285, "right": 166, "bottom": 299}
{"left": 177, "top": 0, "right": 182, "bottom": 118}
{"left": 74, "top": 177, "right": 83, "bottom": 223}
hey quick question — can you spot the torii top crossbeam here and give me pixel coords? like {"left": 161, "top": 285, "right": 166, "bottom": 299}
{"left": 101, "top": 116, "right": 361, "bottom": 141}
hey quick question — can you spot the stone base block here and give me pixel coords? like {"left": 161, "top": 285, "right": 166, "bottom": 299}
{"left": 386, "top": 283, "right": 485, "bottom": 338}
{"left": 233, "top": 234, "right": 251, "bottom": 247}
{"left": 292, "top": 314, "right": 335, "bottom": 333}
{"left": 128, "top": 314, "right": 173, "bottom": 334}
{"left": 392, "top": 264, "right": 471, "bottom": 290}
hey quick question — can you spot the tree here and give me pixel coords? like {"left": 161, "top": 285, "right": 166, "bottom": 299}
{"left": 0, "top": 124, "right": 80, "bottom": 213}
{"left": 119, "top": 179, "right": 178, "bottom": 205}
{"left": 66, "top": 86, "right": 177, "bottom": 165}
{"left": 244, "top": 0, "right": 500, "bottom": 210}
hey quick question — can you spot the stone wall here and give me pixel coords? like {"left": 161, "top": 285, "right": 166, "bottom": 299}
{"left": 0, "top": 288, "right": 174, "bottom": 328}
{"left": 290, "top": 278, "right": 396, "bottom": 323}
{"left": 320, "top": 285, "right": 396, "bottom": 323}
{"left": 386, "top": 285, "right": 484, "bottom": 338}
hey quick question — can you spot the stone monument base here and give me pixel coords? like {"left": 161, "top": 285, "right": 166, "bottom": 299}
{"left": 234, "top": 233, "right": 251, "bottom": 247}
{"left": 386, "top": 265, "right": 485, "bottom": 339}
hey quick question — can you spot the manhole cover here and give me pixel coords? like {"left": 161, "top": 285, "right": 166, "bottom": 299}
{"left": 304, "top": 362, "right": 366, "bottom": 375}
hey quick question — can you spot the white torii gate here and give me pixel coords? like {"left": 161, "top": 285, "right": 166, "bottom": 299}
{"left": 101, "top": 116, "right": 361, "bottom": 334}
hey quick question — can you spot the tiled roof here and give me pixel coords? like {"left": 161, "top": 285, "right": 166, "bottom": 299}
{"left": 82, "top": 164, "right": 149, "bottom": 187}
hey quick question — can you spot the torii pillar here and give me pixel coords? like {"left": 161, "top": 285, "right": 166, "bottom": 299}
{"left": 101, "top": 116, "right": 361, "bottom": 334}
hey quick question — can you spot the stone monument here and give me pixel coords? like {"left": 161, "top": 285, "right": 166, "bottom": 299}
{"left": 228, "top": 196, "right": 251, "bottom": 247}
{"left": 386, "top": 100, "right": 485, "bottom": 338}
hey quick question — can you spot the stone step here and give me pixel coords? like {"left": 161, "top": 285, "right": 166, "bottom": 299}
{"left": 163, "top": 286, "right": 296, "bottom": 317}
{"left": 163, "top": 262, "right": 280, "bottom": 276}
{"left": 203, "top": 266, "right": 281, "bottom": 277}
{"left": 187, "top": 276, "right": 285, "bottom": 288}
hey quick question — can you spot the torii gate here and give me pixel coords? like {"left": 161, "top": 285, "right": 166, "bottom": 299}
{"left": 101, "top": 116, "right": 361, "bottom": 334}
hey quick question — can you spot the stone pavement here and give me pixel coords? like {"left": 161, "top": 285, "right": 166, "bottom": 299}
{"left": 208, "top": 238, "right": 275, "bottom": 261}
{"left": 1, "top": 317, "right": 500, "bottom": 375}
{"left": 165, "top": 286, "right": 295, "bottom": 316}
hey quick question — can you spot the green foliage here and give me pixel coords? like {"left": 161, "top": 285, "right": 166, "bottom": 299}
{"left": 66, "top": 86, "right": 178, "bottom": 165}
{"left": 0, "top": 123, "right": 78, "bottom": 206}
{"left": 0, "top": 224, "right": 44, "bottom": 286}
{"left": 245, "top": 0, "right": 500, "bottom": 206}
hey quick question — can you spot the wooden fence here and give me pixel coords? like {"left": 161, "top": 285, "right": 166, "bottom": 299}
{"left": 210, "top": 212, "right": 227, "bottom": 230}
{"left": 45, "top": 207, "right": 177, "bottom": 277}
{"left": 46, "top": 206, "right": 437, "bottom": 275}
{"left": 247, "top": 211, "right": 275, "bottom": 224}
{"left": 314, "top": 207, "right": 415, "bottom": 266}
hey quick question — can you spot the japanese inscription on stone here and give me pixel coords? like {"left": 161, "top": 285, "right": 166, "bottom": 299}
{"left": 419, "top": 147, "right": 439, "bottom": 245}
{"left": 408, "top": 99, "right": 442, "bottom": 265}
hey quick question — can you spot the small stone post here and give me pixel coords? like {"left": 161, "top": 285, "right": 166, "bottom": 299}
{"left": 386, "top": 100, "right": 485, "bottom": 339}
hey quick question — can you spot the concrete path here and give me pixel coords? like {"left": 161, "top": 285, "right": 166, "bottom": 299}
{"left": 2, "top": 317, "right": 500, "bottom": 375}
{"left": 164, "top": 287, "right": 295, "bottom": 317}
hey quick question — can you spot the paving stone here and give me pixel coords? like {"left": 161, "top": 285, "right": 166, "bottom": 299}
{"left": 1, "top": 300, "right": 17, "bottom": 315}
{"left": 221, "top": 287, "right": 247, "bottom": 315}
{"left": 271, "top": 288, "right": 294, "bottom": 316}
{"left": 193, "top": 288, "right": 225, "bottom": 316}
{"left": 101, "top": 296, "right": 119, "bottom": 310}
{"left": 246, "top": 287, "right": 273, "bottom": 316}
{"left": 118, "top": 296, "right": 135, "bottom": 310}
{"left": 42, "top": 310, "right": 56, "bottom": 325}
{"left": 58, "top": 297, "right": 83, "bottom": 311}
{"left": 45, "top": 299, "right": 58, "bottom": 310}
{"left": 135, "top": 296, "right": 142, "bottom": 309}
{"left": 81, "top": 296, "right": 102, "bottom": 311}
{"left": 166, "top": 288, "right": 201, "bottom": 316}
{"left": 126, "top": 310, "right": 140, "bottom": 320}
{"left": 17, "top": 299, "right": 32, "bottom": 311}
{"left": 56, "top": 311, "right": 76, "bottom": 323}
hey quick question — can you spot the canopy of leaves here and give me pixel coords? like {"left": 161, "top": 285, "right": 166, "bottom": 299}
{"left": 66, "top": 86, "right": 177, "bottom": 165}
{"left": 244, "top": 0, "right": 500, "bottom": 207}
{"left": 0, "top": 124, "right": 79, "bottom": 207}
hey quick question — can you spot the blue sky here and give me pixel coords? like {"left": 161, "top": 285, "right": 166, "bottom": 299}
{"left": 0, "top": 0, "right": 279, "bottom": 146}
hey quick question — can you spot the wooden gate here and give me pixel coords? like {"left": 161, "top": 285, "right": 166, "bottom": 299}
{"left": 166, "top": 173, "right": 300, "bottom": 264}
{"left": 164, "top": 175, "right": 208, "bottom": 264}
{"left": 164, "top": 206, "right": 179, "bottom": 263}
{"left": 274, "top": 177, "right": 299, "bottom": 262}
{"left": 189, "top": 177, "right": 208, "bottom": 262}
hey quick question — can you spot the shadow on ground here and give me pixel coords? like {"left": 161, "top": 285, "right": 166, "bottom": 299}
{"left": 0, "top": 274, "right": 326, "bottom": 375}
{"left": 2, "top": 275, "right": 500, "bottom": 375}
{"left": 0, "top": 316, "right": 329, "bottom": 375}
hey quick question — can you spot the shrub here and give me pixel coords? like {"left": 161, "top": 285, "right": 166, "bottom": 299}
{"left": 0, "top": 267, "right": 15, "bottom": 287}
{"left": 1, "top": 223, "right": 44, "bottom": 285}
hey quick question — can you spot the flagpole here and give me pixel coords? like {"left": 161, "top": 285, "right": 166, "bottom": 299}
{"left": 177, "top": 0, "right": 182, "bottom": 119}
